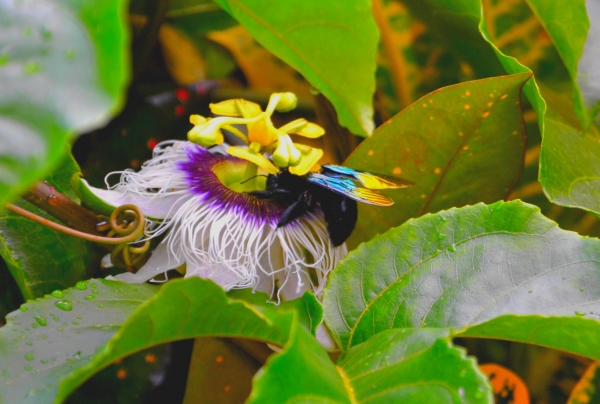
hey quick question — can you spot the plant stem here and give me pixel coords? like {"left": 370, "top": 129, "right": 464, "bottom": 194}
{"left": 21, "top": 181, "right": 102, "bottom": 236}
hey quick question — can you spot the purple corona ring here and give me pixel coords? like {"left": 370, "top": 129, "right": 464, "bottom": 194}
{"left": 92, "top": 141, "right": 347, "bottom": 300}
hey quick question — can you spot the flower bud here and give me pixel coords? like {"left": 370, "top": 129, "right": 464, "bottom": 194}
{"left": 274, "top": 92, "right": 298, "bottom": 112}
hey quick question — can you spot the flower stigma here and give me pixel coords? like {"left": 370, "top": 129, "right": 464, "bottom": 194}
{"left": 83, "top": 92, "right": 346, "bottom": 301}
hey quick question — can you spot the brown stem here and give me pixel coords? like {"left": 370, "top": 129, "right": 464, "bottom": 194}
{"left": 372, "top": 0, "right": 412, "bottom": 109}
{"left": 22, "top": 182, "right": 102, "bottom": 236}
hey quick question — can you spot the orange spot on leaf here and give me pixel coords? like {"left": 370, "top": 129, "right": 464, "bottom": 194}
{"left": 116, "top": 368, "right": 127, "bottom": 379}
{"left": 434, "top": 168, "right": 441, "bottom": 174}
{"left": 463, "top": 146, "right": 469, "bottom": 150}
{"left": 368, "top": 150, "right": 374, "bottom": 156}
{"left": 500, "top": 94, "right": 508, "bottom": 99}
{"left": 482, "top": 111, "right": 490, "bottom": 118}
{"left": 216, "top": 356, "right": 224, "bottom": 363}
{"left": 145, "top": 354, "right": 156, "bottom": 363}
{"left": 464, "top": 104, "right": 470, "bottom": 110}
{"left": 393, "top": 167, "right": 402, "bottom": 175}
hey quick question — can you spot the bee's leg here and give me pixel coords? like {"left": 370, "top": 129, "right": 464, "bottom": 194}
{"left": 248, "top": 189, "right": 291, "bottom": 199}
{"left": 277, "top": 190, "right": 313, "bottom": 228}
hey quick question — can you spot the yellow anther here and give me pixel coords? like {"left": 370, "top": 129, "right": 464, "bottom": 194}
{"left": 289, "top": 147, "right": 323, "bottom": 176}
{"left": 226, "top": 147, "right": 280, "bottom": 174}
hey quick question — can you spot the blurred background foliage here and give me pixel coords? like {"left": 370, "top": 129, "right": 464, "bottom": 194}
{"left": 2, "top": 0, "right": 599, "bottom": 402}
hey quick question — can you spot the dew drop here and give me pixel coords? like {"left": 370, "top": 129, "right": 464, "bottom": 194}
{"left": 72, "top": 321, "right": 79, "bottom": 325}
{"left": 1, "top": 370, "right": 9, "bottom": 377}
{"left": 437, "top": 233, "right": 446, "bottom": 240}
{"left": 75, "top": 281, "right": 87, "bottom": 290}
{"left": 73, "top": 351, "right": 81, "bottom": 360}
{"left": 23, "top": 62, "right": 39, "bottom": 75}
{"left": 50, "top": 314, "right": 59, "bottom": 322}
{"left": 57, "top": 327, "right": 63, "bottom": 332}
{"left": 580, "top": 288, "right": 585, "bottom": 292}
{"left": 47, "top": 195, "right": 59, "bottom": 206}
{"left": 25, "top": 341, "right": 32, "bottom": 346}
{"left": 54, "top": 300, "right": 72, "bottom": 311}
{"left": 91, "top": 289, "right": 99, "bottom": 295}
{"left": 24, "top": 353, "right": 34, "bottom": 361}
{"left": 528, "top": 290, "right": 533, "bottom": 294}
{"left": 19, "top": 305, "right": 28, "bottom": 312}
{"left": 458, "top": 387, "right": 465, "bottom": 398}
{"left": 41, "top": 29, "right": 52, "bottom": 40}
{"left": 98, "top": 304, "right": 105, "bottom": 309}
{"left": 22, "top": 26, "right": 31, "bottom": 36}
{"left": 51, "top": 290, "right": 63, "bottom": 299}
{"left": 76, "top": 315, "right": 83, "bottom": 320}
{"left": 440, "top": 216, "right": 447, "bottom": 223}
{"left": 40, "top": 359, "right": 48, "bottom": 365}
{"left": 33, "top": 316, "right": 46, "bottom": 326}
{"left": 575, "top": 311, "right": 585, "bottom": 316}
{"left": 24, "top": 365, "right": 32, "bottom": 371}
{"left": 31, "top": 323, "right": 38, "bottom": 329}
{"left": 84, "top": 295, "right": 95, "bottom": 301}
{"left": 448, "top": 244, "right": 456, "bottom": 252}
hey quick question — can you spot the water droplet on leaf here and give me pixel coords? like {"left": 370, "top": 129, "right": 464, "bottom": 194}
{"left": 75, "top": 282, "right": 87, "bottom": 290}
{"left": 51, "top": 290, "right": 63, "bottom": 298}
{"left": 33, "top": 316, "right": 46, "bottom": 326}
{"left": 54, "top": 300, "right": 72, "bottom": 311}
{"left": 84, "top": 295, "right": 95, "bottom": 301}
{"left": 24, "top": 353, "right": 34, "bottom": 361}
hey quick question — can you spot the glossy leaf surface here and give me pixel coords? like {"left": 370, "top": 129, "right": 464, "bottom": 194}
{"left": 0, "top": 279, "right": 157, "bottom": 404}
{"left": 325, "top": 201, "right": 600, "bottom": 351}
{"left": 212, "top": 0, "right": 379, "bottom": 136}
{"left": 0, "top": 154, "right": 99, "bottom": 299}
{"left": 57, "top": 278, "right": 297, "bottom": 402}
{"left": 346, "top": 74, "right": 529, "bottom": 247}
{"left": 0, "top": 0, "right": 129, "bottom": 206}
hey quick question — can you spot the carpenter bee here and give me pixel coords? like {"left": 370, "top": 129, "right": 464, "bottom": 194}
{"left": 251, "top": 165, "right": 411, "bottom": 246}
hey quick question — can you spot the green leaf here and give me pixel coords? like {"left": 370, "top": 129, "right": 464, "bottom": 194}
{"left": 324, "top": 200, "right": 600, "bottom": 351}
{"left": 0, "top": 0, "right": 129, "bottom": 206}
{"left": 525, "top": 0, "right": 591, "bottom": 128}
{"left": 345, "top": 73, "right": 529, "bottom": 248}
{"left": 337, "top": 329, "right": 492, "bottom": 403}
{"left": 576, "top": 1, "right": 600, "bottom": 120}
{"left": 212, "top": 0, "right": 379, "bottom": 136}
{"left": 228, "top": 288, "right": 324, "bottom": 335}
{"left": 57, "top": 278, "right": 296, "bottom": 402}
{"left": 0, "top": 279, "right": 157, "bottom": 404}
{"left": 457, "top": 315, "right": 600, "bottom": 361}
{"left": 0, "top": 154, "right": 101, "bottom": 299}
{"left": 477, "top": 4, "right": 600, "bottom": 217}
{"left": 249, "top": 325, "right": 491, "bottom": 403}
{"left": 248, "top": 319, "right": 350, "bottom": 403}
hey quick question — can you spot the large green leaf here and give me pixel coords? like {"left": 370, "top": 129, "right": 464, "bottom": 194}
{"left": 0, "top": 0, "right": 129, "bottom": 206}
{"left": 249, "top": 325, "right": 491, "bottom": 403}
{"left": 211, "top": 0, "right": 378, "bottom": 136}
{"left": 345, "top": 73, "right": 529, "bottom": 248}
{"left": 337, "top": 329, "right": 491, "bottom": 403}
{"left": 0, "top": 279, "right": 157, "bottom": 404}
{"left": 248, "top": 320, "right": 349, "bottom": 403}
{"left": 56, "top": 278, "right": 298, "bottom": 402}
{"left": 324, "top": 200, "right": 600, "bottom": 351}
{"left": 524, "top": 0, "right": 591, "bottom": 127}
{"left": 0, "top": 154, "right": 100, "bottom": 300}
{"left": 475, "top": 4, "right": 600, "bottom": 216}
{"left": 576, "top": 1, "right": 600, "bottom": 119}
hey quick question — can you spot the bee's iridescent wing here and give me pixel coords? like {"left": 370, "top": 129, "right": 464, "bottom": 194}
{"left": 307, "top": 173, "right": 394, "bottom": 206}
{"left": 321, "top": 165, "right": 412, "bottom": 190}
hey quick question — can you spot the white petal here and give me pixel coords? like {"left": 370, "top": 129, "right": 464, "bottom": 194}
{"left": 107, "top": 239, "right": 185, "bottom": 283}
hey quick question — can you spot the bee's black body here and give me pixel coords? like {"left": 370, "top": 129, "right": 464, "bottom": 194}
{"left": 251, "top": 169, "right": 357, "bottom": 246}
